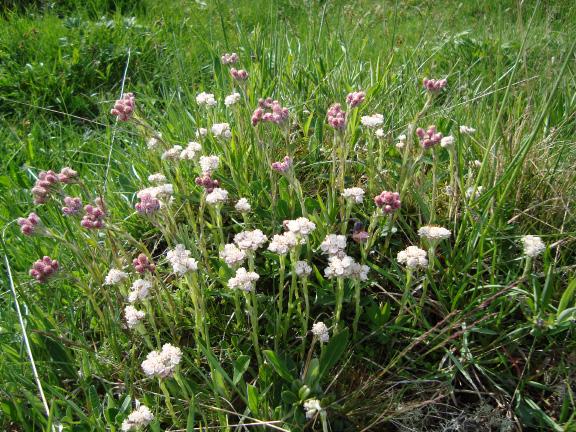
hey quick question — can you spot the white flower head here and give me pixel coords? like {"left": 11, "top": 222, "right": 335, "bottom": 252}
{"left": 396, "top": 134, "right": 407, "bottom": 149}
{"left": 196, "top": 127, "right": 208, "bottom": 138}
{"left": 284, "top": 217, "right": 316, "bottom": 238}
{"left": 361, "top": 113, "right": 384, "bottom": 128}
{"left": 148, "top": 173, "right": 167, "bottom": 184}
{"left": 460, "top": 125, "right": 476, "bottom": 134}
{"left": 206, "top": 188, "right": 228, "bottom": 205}
{"left": 137, "top": 184, "right": 173, "bottom": 200}
{"left": 199, "top": 155, "right": 219, "bottom": 174}
{"left": 124, "top": 305, "right": 145, "bottom": 329}
{"left": 397, "top": 246, "right": 428, "bottom": 270}
{"left": 225, "top": 92, "right": 241, "bottom": 107}
{"left": 440, "top": 135, "right": 455, "bottom": 148}
{"left": 104, "top": 269, "right": 128, "bottom": 286}
{"left": 141, "top": 343, "right": 182, "bottom": 378}
{"left": 161, "top": 145, "right": 183, "bottom": 161}
{"left": 294, "top": 260, "right": 312, "bottom": 277}
{"left": 234, "top": 229, "right": 268, "bottom": 251}
{"left": 311, "top": 322, "right": 329, "bottom": 342}
{"left": 121, "top": 405, "right": 154, "bottom": 431}
{"left": 220, "top": 243, "right": 246, "bottom": 267}
{"left": 167, "top": 244, "right": 198, "bottom": 275}
{"left": 228, "top": 267, "right": 259, "bottom": 292}
{"left": 147, "top": 136, "right": 160, "bottom": 150}
{"left": 418, "top": 225, "right": 451, "bottom": 242}
{"left": 196, "top": 92, "right": 217, "bottom": 107}
{"left": 211, "top": 123, "right": 232, "bottom": 139}
{"left": 521, "top": 235, "right": 546, "bottom": 258}
{"left": 375, "top": 128, "right": 385, "bottom": 139}
{"left": 303, "top": 399, "right": 322, "bottom": 419}
{"left": 324, "top": 254, "right": 356, "bottom": 279}
{"left": 235, "top": 198, "right": 251, "bottom": 213}
{"left": 342, "top": 187, "right": 365, "bottom": 204}
{"left": 268, "top": 232, "right": 301, "bottom": 255}
{"left": 128, "top": 279, "right": 152, "bottom": 303}
{"left": 180, "top": 141, "right": 202, "bottom": 160}
{"left": 320, "top": 234, "right": 347, "bottom": 256}
{"left": 465, "top": 186, "right": 484, "bottom": 200}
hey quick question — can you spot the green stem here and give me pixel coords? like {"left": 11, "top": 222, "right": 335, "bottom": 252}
{"left": 334, "top": 278, "right": 345, "bottom": 333}
{"left": 396, "top": 270, "right": 412, "bottom": 323}
{"left": 276, "top": 255, "right": 287, "bottom": 348}
{"left": 352, "top": 279, "right": 362, "bottom": 338}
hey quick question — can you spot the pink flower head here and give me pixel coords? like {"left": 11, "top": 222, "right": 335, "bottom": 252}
{"left": 230, "top": 68, "right": 249, "bottom": 80}
{"left": 346, "top": 91, "right": 366, "bottom": 108}
{"left": 62, "top": 196, "right": 82, "bottom": 216}
{"left": 252, "top": 98, "right": 289, "bottom": 126}
{"left": 133, "top": 253, "right": 156, "bottom": 274}
{"left": 271, "top": 156, "right": 293, "bottom": 173}
{"left": 58, "top": 167, "right": 78, "bottom": 183}
{"left": 423, "top": 78, "right": 447, "bottom": 93}
{"left": 29, "top": 256, "right": 59, "bottom": 283}
{"left": 32, "top": 170, "right": 60, "bottom": 204}
{"left": 81, "top": 200, "right": 106, "bottom": 229}
{"left": 195, "top": 174, "right": 220, "bottom": 193}
{"left": 110, "top": 92, "right": 135, "bottom": 121}
{"left": 135, "top": 193, "right": 160, "bottom": 215}
{"left": 327, "top": 103, "right": 347, "bottom": 130}
{"left": 17, "top": 212, "right": 41, "bottom": 236}
{"left": 374, "top": 191, "right": 401, "bottom": 214}
{"left": 221, "top": 52, "right": 239, "bottom": 65}
{"left": 416, "top": 125, "right": 443, "bottom": 149}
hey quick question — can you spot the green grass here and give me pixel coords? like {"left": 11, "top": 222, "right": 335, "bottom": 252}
{"left": 1, "top": 0, "right": 576, "bottom": 430}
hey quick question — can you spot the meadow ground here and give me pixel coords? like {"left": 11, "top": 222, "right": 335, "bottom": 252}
{"left": 1, "top": 0, "right": 576, "bottom": 430}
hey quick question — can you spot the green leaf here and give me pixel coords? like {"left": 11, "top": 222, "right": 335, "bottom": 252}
{"left": 557, "top": 278, "right": 576, "bottom": 317}
{"left": 303, "top": 358, "right": 320, "bottom": 388}
{"left": 247, "top": 384, "right": 259, "bottom": 414}
{"left": 263, "top": 350, "right": 295, "bottom": 382}
{"left": 319, "top": 328, "right": 349, "bottom": 379}
{"left": 233, "top": 355, "right": 250, "bottom": 385}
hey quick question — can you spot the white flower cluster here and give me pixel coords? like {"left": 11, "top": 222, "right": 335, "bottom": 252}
{"left": 396, "top": 134, "right": 407, "bottom": 149}
{"left": 199, "top": 155, "right": 219, "bottom": 174}
{"left": 361, "top": 113, "right": 384, "bottom": 128}
{"left": 320, "top": 234, "right": 347, "bottom": 256}
{"left": 465, "top": 186, "right": 483, "bottom": 199}
{"left": 147, "top": 136, "right": 160, "bottom": 149}
{"left": 521, "top": 235, "right": 545, "bottom": 258}
{"left": 180, "top": 141, "right": 202, "bottom": 160}
{"left": 235, "top": 198, "right": 251, "bottom": 213}
{"left": 211, "top": 122, "right": 232, "bottom": 139}
{"left": 104, "top": 268, "right": 128, "bottom": 286}
{"left": 324, "top": 255, "right": 369, "bottom": 280}
{"left": 459, "top": 125, "right": 476, "bottom": 134}
{"left": 268, "top": 232, "right": 301, "bottom": 255}
{"left": 228, "top": 267, "right": 259, "bottom": 292}
{"left": 196, "top": 92, "right": 217, "bottom": 107}
{"left": 375, "top": 128, "right": 385, "bottom": 139}
{"left": 397, "top": 246, "right": 428, "bottom": 270}
{"left": 234, "top": 229, "right": 268, "bottom": 251}
{"left": 141, "top": 343, "right": 182, "bottom": 378}
{"left": 303, "top": 399, "right": 322, "bottom": 419}
{"left": 128, "top": 279, "right": 152, "bottom": 303}
{"left": 440, "top": 135, "right": 455, "bottom": 148}
{"left": 196, "top": 127, "right": 208, "bottom": 138}
{"left": 342, "top": 187, "right": 365, "bottom": 203}
{"left": 124, "top": 305, "right": 145, "bottom": 329}
{"left": 220, "top": 244, "right": 246, "bottom": 267}
{"left": 121, "top": 405, "right": 154, "bottom": 431}
{"left": 311, "top": 321, "right": 329, "bottom": 342}
{"left": 224, "top": 92, "right": 241, "bottom": 106}
{"left": 161, "top": 145, "right": 183, "bottom": 161}
{"left": 148, "top": 173, "right": 167, "bottom": 184}
{"left": 137, "top": 184, "right": 173, "bottom": 199}
{"left": 294, "top": 260, "right": 312, "bottom": 277}
{"left": 418, "top": 225, "right": 451, "bottom": 242}
{"left": 166, "top": 244, "right": 198, "bottom": 275}
{"left": 206, "top": 188, "right": 228, "bottom": 205}
{"left": 284, "top": 217, "right": 316, "bottom": 238}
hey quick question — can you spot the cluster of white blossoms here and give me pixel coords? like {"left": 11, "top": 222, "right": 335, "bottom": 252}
{"left": 396, "top": 134, "right": 407, "bottom": 149}
{"left": 147, "top": 136, "right": 160, "bottom": 149}
{"left": 268, "top": 232, "right": 301, "bottom": 255}
{"left": 196, "top": 92, "right": 217, "bottom": 107}
{"left": 465, "top": 186, "right": 484, "bottom": 199}
{"left": 228, "top": 267, "right": 260, "bottom": 292}
{"left": 342, "top": 187, "right": 365, "bottom": 203}
{"left": 521, "top": 235, "right": 546, "bottom": 258}
{"left": 320, "top": 234, "right": 347, "bottom": 256}
{"left": 235, "top": 198, "right": 251, "bottom": 213}
{"left": 128, "top": 279, "right": 152, "bottom": 303}
{"left": 234, "top": 229, "right": 268, "bottom": 251}
{"left": 141, "top": 343, "right": 182, "bottom": 378}
{"left": 418, "top": 225, "right": 451, "bottom": 242}
{"left": 440, "top": 135, "right": 455, "bottom": 148}
{"left": 294, "top": 260, "right": 312, "bottom": 277}
{"left": 360, "top": 113, "right": 384, "bottom": 128}
{"left": 211, "top": 122, "right": 232, "bottom": 139}
{"left": 104, "top": 268, "right": 128, "bottom": 286}
{"left": 284, "top": 217, "right": 316, "bottom": 238}
{"left": 324, "top": 254, "right": 369, "bottom": 280}
{"left": 121, "top": 405, "right": 154, "bottom": 431}
{"left": 311, "top": 321, "right": 329, "bottom": 342}
{"left": 199, "top": 155, "right": 220, "bottom": 174}
{"left": 147, "top": 173, "right": 167, "bottom": 184}
{"left": 196, "top": 127, "right": 208, "bottom": 138}
{"left": 303, "top": 399, "right": 323, "bottom": 419}
{"left": 124, "top": 305, "right": 145, "bottom": 329}
{"left": 224, "top": 92, "right": 241, "bottom": 106}
{"left": 459, "top": 125, "right": 476, "bottom": 134}
{"left": 137, "top": 184, "right": 173, "bottom": 200}
{"left": 166, "top": 244, "right": 198, "bottom": 276}
{"left": 206, "top": 188, "right": 228, "bottom": 205}
{"left": 161, "top": 145, "right": 183, "bottom": 161}
{"left": 220, "top": 243, "right": 246, "bottom": 267}
{"left": 180, "top": 141, "right": 202, "bottom": 160}
{"left": 375, "top": 128, "right": 385, "bottom": 139}
{"left": 397, "top": 245, "right": 428, "bottom": 270}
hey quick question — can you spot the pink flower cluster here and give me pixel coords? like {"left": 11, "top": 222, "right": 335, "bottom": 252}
{"left": 416, "top": 125, "right": 443, "bottom": 149}
{"left": 327, "top": 103, "right": 346, "bottom": 130}
{"left": 195, "top": 174, "right": 220, "bottom": 193}
{"left": 423, "top": 78, "right": 447, "bottom": 93}
{"left": 346, "top": 91, "right": 365, "bottom": 107}
{"left": 18, "top": 212, "right": 41, "bottom": 236}
{"left": 110, "top": 93, "right": 135, "bottom": 121}
{"left": 271, "top": 156, "right": 293, "bottom": 173}
{"left": 251, "top": 98, "right": 289, "bottom": 126}
{"left": 58, "top": 167, "right": 78, "bottom": 184}
{"left": 135, "top": 194, "right": 160, "bottom": 215}
{"left": 230, "top": 68, "right": 248, "bottom": 80}
{"left": 29, "top": 256, "right": 59, "bottom": 283}
{"left": 62, "top": 196, "right": 82, "bottom": 216}
{"left": 81, "top": 199, "right": 105, "bottom": 229}
{"left": 221, "top": 52, "right": 239, "bottom": 65}
{"left": 31, "top": 170, "right": 58, "bottom": 204}
{"left": 374, "top": 191, "right": 401, "bottom": 214}
{"left": 133, "top": 254, "right": 156, "bottom": 273}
